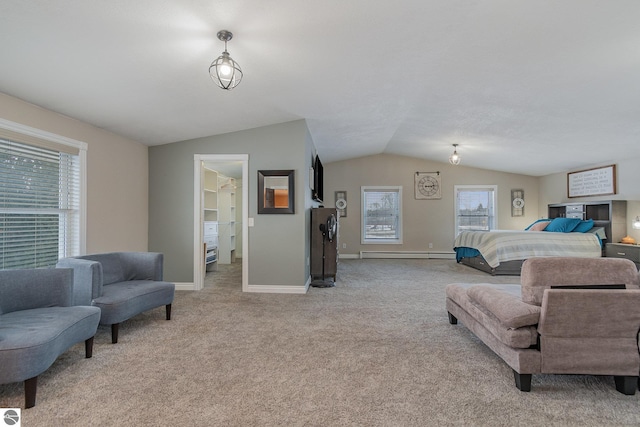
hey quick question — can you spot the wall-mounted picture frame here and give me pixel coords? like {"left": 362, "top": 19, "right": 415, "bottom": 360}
{"left": 568, "top": 164, "right": 616, "bottom": 198}
{"left": 511, "top": 189, "right": 524, "bottom": 217}
{"left": 335, "top": 190, "right": 347, "bottom": 217}
{"left": 258, "top": 170, "right": 295, "bottom": 214}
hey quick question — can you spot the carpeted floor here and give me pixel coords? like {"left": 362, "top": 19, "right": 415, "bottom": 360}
{"left": 2, "top": 259, "right": 640, "bottom": 426}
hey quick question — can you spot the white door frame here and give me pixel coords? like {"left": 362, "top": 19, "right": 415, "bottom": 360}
{"left": 193, "top": 154, "right": 249, "bottom": 291}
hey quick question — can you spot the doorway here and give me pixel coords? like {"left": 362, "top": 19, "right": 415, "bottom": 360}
{"left": 193, "top": 154, "right": 249, "bottom": 291}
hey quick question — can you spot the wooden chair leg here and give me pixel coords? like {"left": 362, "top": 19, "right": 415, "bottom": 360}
{"left": 614, "top": 376, "right": 637, "bottom": 395}
{"left": 85, "top": 336, "right": 94, "bottom": 358}
{"left": 111, "top": 323, "right": 119, "bottom": 344}
{"left": 25, "top": 376, "right": 38, "bottom": 408}
{"left": 514, "top": 371, "right": 532, "bottom": 392}
{"left": 166, "top": 303, "right": 172, "bottom": 320}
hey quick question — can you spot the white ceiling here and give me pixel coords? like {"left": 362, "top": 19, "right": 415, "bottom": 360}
{"left": 1, "top": 1, "right": 639, "bottom": 176}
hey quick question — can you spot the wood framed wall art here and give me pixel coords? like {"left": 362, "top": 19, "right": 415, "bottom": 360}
{"left": 258, "top": 170, "right": 295, "bottom": 214}
{"left": 567, "top": 164, "right": 616, "bottom": 198}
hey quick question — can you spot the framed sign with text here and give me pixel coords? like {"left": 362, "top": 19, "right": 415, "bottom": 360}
{"left": 567, "top": 164, "right": 616, "bottom": 198}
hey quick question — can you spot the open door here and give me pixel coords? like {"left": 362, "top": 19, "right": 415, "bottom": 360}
{"left": 193, "top": 154, "right": 249, "bottom": 291}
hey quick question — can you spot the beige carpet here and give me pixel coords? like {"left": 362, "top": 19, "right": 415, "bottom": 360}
{"left": 2, "top": 259, "right": 640, "bottom": 426}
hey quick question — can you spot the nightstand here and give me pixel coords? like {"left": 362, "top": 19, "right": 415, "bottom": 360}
{"left": 605, "top": 243, "right": 640, "bottom": 267}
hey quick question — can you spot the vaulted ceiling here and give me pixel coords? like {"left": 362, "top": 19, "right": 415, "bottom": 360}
{"left": 1, "top": 1, "right": 639, "bottom": 176}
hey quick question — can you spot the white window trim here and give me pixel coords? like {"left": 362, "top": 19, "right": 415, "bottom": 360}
{"left": 361, "top": 185, "right": 403, "bottom": 244}
{"left": 454, "top": 184, "right": 497, "bottom": 238}
{"left": 0, "top": 118, "right": 87, "bottom": 255}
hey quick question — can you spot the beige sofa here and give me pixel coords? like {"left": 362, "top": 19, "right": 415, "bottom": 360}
{"left": 446, "top": 257, "right": 640, "bottom": 394}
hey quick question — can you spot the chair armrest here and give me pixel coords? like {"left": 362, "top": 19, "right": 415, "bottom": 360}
{"left": 0, "top": 269, "right": 74, "bottom": 314}
{"left": 538, "top": 288, "right": 640, "bottom": 374}
{"left": 120, "top": 252, "right": 164, "bottom": 281}
{"left": 521, "top": 257, "right": 640, "bottom": 306}
{"left": 539, "top": 289, "right": 640, "bottom": 337}
{"left": 56, "top": 258, "right": 103, "bottom": 305}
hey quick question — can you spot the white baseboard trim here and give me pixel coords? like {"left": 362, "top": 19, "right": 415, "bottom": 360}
{"left": 246, "top": 280, "right": 309, "bottom": 294}
{"left": 359, "top": 251, "right": 456, "bottom": 260}
{"left": 175, "top": 282, "right": 196, "bottom": 291}
{"left": 176, "top": 280, "right": 310, "bottom": 294}
{"left": 338, "top": 253, "right": 360, "bottom": 259}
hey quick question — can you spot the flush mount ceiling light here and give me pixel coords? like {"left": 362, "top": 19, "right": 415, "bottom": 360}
{"left": 449, "top": 144, "right": 461, "bottom": 165}
{"left": 209, "top": 30, "right": 243, "bottom": 90}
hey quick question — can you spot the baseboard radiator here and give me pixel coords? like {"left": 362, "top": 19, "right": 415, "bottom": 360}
{"left": 359, "top": 251, "right": 455, "bottom": 260}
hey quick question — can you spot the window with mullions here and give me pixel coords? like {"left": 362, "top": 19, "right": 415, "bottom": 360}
{"left": 454, "top": 185, "right": 497, "bottom": 236}
{"left": 0, "top": 136, "right": 82, "bottom": 269}
{"left": 361, "top": 186, "right": 402, "bottom": 244}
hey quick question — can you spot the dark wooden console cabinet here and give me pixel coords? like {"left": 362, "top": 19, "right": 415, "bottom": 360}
{"left": 548, "top": 200, "right": 626, "bottom": 243}
{"left": 310, "top": 208, "right": 338, "bottom": 281}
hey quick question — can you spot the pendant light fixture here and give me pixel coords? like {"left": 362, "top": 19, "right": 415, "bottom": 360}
{"left": 449, "top": 144, "right": 461, "bottom": 165}
{"left": 209, "top": 30, "right": 243, "bottom": 90}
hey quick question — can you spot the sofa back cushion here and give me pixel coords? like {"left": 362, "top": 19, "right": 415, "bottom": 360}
{"left": 0, "top": 269, "right": 73, "bottom": 314}
{"left": 521, "top": 257, "right": 640, "bottom": 306}
{"left": 75, "top": 253, "right": 129, "bottom": 285}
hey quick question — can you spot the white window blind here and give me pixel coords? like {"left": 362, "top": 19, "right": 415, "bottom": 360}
{"left": 361, "top": 186, "right": 402, "bottom": 244}
{"left": 0, "top": 139, "right": 80, "bottom": 269}
{"left": 454, "top": 185, "right": 497, "bottom": 236}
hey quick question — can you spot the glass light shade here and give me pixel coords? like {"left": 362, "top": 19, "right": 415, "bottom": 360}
{"left": 209, "top": 51, "right": 243, "bottom": 90}
{"left": 632, "top": 216, "right": 640, "bottom": 230}
{"left": 449, "top": 149, "right": 461, "bottom": 165}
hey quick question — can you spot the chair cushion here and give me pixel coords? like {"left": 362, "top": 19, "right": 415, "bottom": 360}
{"left": 94, "top": 280, "right": 175, "bottom": 325}
{"left": 446, "top": 283, "right": 538, "bottom": 348}
{"left": 0, "top": 306, "right": 100, "bottom": 384}
{"left": 467, "top": 286, "right": 541, "bottom": 329}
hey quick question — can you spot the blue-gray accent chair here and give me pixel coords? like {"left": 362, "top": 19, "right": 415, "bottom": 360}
{"left": 56, "top": 252, "right": 175, "bottom": 343}
{"left": 0, "top": 268, "right": 101, "bottom": 408}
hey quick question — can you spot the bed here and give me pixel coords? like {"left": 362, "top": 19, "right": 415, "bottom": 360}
{"left": 454, "top": 224, "right": 605, "bottom": 275}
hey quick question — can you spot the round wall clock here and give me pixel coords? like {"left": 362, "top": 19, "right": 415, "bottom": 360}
{"left": 415, "top": 172, "right": 442, "bottom": 199}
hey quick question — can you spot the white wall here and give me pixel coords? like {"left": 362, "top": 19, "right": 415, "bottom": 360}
{"left": 0, "top": 92, "right": 149, "bottom": 253}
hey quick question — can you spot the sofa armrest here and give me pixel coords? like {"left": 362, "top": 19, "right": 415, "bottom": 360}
{"left": 467, "top": 286, "right": 541, "bottom": 329}
{"left": 0, "top": 269, "right": 74, "bottom": 314}
{"left": 538, "top": 289, "right": 640, "bottom": 374}
{"left": 120, "top": 252, "right": 164, "bottom": 281}
{"left": 521, "top": 257, "right": 640, "bottom": 306}
{"left": 56, "top": 258, "right": 103, "bottom": 305}
{"left": 539, "top": 289, "right": 640, "bottom": 337}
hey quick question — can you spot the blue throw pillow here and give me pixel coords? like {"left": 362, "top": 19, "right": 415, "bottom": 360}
{"left": 572, "top": 219, "right": 594, "bottom": 233}
{"left": 544, "top": 217, "right": 582, "bottom": 233}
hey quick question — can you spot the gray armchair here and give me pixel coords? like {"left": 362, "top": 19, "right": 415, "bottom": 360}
{"left": 57, "top": 252, "right": 175, "bottom": 343}
{"left": 0, "top": 268, "right": 101, "bottom": 408}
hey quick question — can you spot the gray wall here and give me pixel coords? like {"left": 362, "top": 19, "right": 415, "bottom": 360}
{"left": 324, "top": 153, "right": 540, "bottom": 255}
{"left": 149, "top": 120, "right": 314, "bottom": 286}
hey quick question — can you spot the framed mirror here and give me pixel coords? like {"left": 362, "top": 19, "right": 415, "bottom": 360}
{"left": 258, "top": 170, "right": 295, "bottom": 214}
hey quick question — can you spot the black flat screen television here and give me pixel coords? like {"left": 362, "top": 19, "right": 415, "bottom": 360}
{"left": 312, "top": 155, "right": 323, "bottom": 203}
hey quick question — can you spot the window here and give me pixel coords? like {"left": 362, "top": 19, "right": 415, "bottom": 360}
{"left": 0, "top": 121, "right": 86, "bottom": 269}
{"left": 361, "top": 186, "right": 402, "bottom": 244}
{"left": 454, "top": 185, "right": 497, "bottom": 236}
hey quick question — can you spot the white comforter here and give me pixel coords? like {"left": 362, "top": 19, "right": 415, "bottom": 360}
{"left": 454, "top": 230, "right": 602, "bottom": 268}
